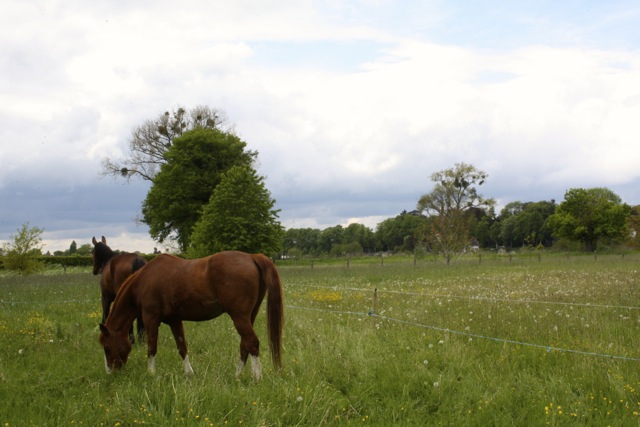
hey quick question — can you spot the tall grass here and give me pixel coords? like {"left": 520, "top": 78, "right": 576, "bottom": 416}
{"left": 1, "top": 255, "right": 639, "bottom": 425}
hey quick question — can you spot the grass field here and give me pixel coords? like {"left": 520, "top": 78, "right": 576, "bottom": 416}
{"left": 1, "top": 254, "right": 640, "bottom": 426}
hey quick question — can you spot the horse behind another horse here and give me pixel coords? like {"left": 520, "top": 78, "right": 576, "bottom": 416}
{"left": 91, "top": 236, "right": 147, "bottom": 343}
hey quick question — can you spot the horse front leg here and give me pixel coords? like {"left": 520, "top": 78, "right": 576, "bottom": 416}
{"left": 101, "top": 296, "right": 111, "bottom": 324}
{"left": 135, "top": 314, "right": 145, "bottom": 343}
{"left": 143, "top": 319, "right": 160, "bottom": 374}
{"left": 128, "top": 325, "right": 136, "bottom": 344}
{"left": 168, "top": 321, "right": 194, "bottom": 376}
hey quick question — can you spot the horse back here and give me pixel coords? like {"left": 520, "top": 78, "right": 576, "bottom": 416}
{"left": 104, "top": 253, "right": 147, "bottom": 295}
{"left": 132, "top": 252, "right": 261, "bottom": 321}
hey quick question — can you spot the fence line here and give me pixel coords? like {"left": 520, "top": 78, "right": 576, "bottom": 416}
{"left": 285, "top": 303, "right": 640, "bottom": 363}
{"left": 290, "top": 283, "right": 640, "bottom": 311}
{"left": 369, "top": 312, "right": 640, "bottom": 362}
{"left": 0, "top": 299, "right": 99, "bottom": 305}
{"left": 381, "top": 290, "right": 640, "bottom": 311}
{"left": 5, "top": 286, "right": 639, "bottom": 312}
{"left": 2, "top": 294, "right": 638, "bottom": 362}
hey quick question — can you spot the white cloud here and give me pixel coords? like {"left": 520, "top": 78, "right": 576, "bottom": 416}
{"left": 2, "top": 0, "right": 640, "bottom": 251}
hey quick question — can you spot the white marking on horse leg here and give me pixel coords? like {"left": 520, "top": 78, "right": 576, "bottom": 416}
{"left": 183, "top": 355, "right": 194, "bottom": 376}
{"left": 236, "top": 359, "right": 245, "bottom": 378}
{"left": 104, "top": 356, "right": 112, "bottom": 374}
{"left": 251, "top": 355, "right": 262, "bottom": 381}
{"left": 148, "top": 355, "right": 156, "bottom": 374}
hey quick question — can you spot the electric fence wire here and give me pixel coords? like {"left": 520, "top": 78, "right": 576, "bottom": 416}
{"left": 290, "top": 283, "right": 640, "bottom": 311}
{"left": 2, "top": 286, "right": 639, "bottom": 361}
{"left": 286, "top": 303, "right": 640, "bottom": 363}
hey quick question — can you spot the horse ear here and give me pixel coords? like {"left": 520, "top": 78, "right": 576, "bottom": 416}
{"left": 92, "top": 237, "right": 98, "bottom": 245}
{"left": 99, "top": 323, "right": 110, "bottom": 336}
{"left": 101, "top": 236, "right": 107, "bottom": 244}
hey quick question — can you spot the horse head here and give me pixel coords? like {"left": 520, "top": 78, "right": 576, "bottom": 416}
{"left": 91, "top": 236, "right": 110, "bottom": 275}
{"left": 99, "top": 323, "right": 132, "bottom": 373}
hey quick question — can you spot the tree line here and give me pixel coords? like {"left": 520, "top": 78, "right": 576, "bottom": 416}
{"left": 282, "top": 163, "right": 636, "bottom": 262}
{"left": 3, "top": 106, "right": 637, "bottom": 274}
{"left": 285, "top": 195, "right": 639, "bottom": 260}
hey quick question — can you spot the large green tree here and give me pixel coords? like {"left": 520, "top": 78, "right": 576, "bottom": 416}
{"left": 101, "top": 106, "right": 231, "bottom": 182}
{"left": 188, "top": 166, "right": 283, "bottom": 257}
{"left": 141, "top": 127, "right": 257, "bottom": 252}
{"left": 2, "top": 222, "right": 45, "bottom": 275}
{"left": 547, "top": 187, "right": 630, "bottom": 251}
{"left": 417, "top": 162, "right": 495, "bottom": 264}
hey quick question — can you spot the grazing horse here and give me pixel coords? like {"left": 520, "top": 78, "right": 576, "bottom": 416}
{"left": 98, "top": 251, "right": 283, "bottom": 380}
{"left": 91, "top": 236, "right": 147, "bottom": 343}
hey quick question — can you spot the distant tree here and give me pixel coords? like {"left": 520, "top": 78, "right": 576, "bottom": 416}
{"left": 141, "top": 127, "right": 257, "bottom": 252}
{"left": 496, "top": 203, "right": 525, "bottom": 248}
{"left": 69, "top": 240, "right": 77, "bottom": 254}
{"left": 318, "top": 225, "right": 344, "bottom": 255}
{"left": 626, "top": 205, "right": 640, "bottom": 248}
{"left": 473, "top": 213, "right": 496, "bottom": 249}
{"left": 331, "top": 241, "right": 363, "bottom": 257}
{"left": 2, "top": 222, "right": 45, "bottom": 274}
{"left": 76, "top": 243, "right": 93, "bottom": 256}
{"left": 283, "top": 228, "right": 321, "bottom": 256}
{"left": 547, "top": 188, "right": 630, "bottom": 251}
{"left": 342, "top": 223, "right": 375, "bottom": 253}
{"left": 420, "top": 211, "right": 472, "bottom": 263}
{"left": 101, "top": 106, "right": 233, "bottom": 182}
{"left": 188, "top": 166, "right": 283, "bottom": 258}
{"left": 417, "top": 162, "right": 495, "bottom": 264}
{"left": 286, "top": 247, "right": 303, "bottom": 259}
{"left": 375, "top": 211, "right": 427, "bottom": 252}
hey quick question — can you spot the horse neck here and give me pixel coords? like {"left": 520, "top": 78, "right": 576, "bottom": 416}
{"left": 106, "top": 278, "right": 138, "bottom": 333}
{"left": 97, "top": 246, "right": 115, "bottom": 272}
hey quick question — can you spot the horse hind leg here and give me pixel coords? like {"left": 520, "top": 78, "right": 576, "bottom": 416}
{"left": 232, "top": 316, "right": 262, "bottom": 381}
{"left": 235, "top": 354, "right": 262, "bottom": 380}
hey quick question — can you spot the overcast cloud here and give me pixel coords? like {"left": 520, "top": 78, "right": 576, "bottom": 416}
{"left": 1, "top": 0, "right": 640, "bottom": 253}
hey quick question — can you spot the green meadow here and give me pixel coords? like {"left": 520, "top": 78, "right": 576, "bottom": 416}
{"left": 1, "top": 253, "right": 639, "bottom": 426}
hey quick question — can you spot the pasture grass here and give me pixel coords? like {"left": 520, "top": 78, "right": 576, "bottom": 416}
{"left": 1, "top": 254, "right": 640, "bottom": 425}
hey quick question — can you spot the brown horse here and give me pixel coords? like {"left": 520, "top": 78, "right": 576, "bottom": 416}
{"left": 98, "top": 251, "right": 283, "bottom": 380}
{"left": 91, "top": 236, "right": 147, "bottom": 343}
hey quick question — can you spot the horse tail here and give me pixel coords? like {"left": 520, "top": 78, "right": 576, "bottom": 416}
{"left": 253, "top": 254, "right": 283, "bottom": 370}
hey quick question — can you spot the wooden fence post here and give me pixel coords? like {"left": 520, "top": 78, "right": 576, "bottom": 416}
{"left": 371, "top": 288, "right": 378, "bottom": 327}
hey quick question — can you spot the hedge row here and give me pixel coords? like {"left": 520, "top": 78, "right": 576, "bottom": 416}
{"left": 0, "top": 254, "right": 160, "bottom": 270}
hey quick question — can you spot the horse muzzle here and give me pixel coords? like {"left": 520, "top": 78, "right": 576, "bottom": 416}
{"left": 104, "top": 357, "right": 125, "bottom": 374}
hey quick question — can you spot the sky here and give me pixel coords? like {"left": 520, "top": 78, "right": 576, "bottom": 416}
{"left": 1, "top": 0, "right": 640, "bottom": 254}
